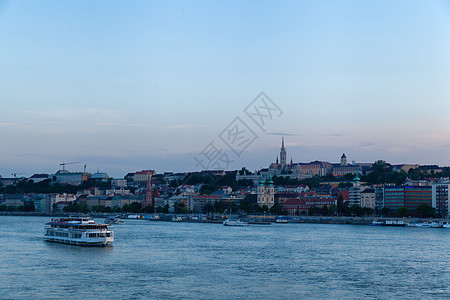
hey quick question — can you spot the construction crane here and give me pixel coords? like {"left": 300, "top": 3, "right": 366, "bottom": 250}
{"left": 11, "top": 172, "right": 26, "bottom": 178}
{"left": 60, "top": 162, "right": 80, "bottom": 171}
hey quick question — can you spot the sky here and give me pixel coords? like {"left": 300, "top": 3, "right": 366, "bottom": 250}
{"left": 0, "top": 0, "right": 450, "bottom": 177}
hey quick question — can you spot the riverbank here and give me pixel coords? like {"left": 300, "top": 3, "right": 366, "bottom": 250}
{"left": 2, "top": 211, "right": 448, "bottom": 226}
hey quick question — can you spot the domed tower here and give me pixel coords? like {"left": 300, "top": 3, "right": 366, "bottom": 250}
{"left": 353, "top": 170, "right": 361, "bottom": 187}
{"left": 266, "top": 175, "right": 275, "bottom": 207}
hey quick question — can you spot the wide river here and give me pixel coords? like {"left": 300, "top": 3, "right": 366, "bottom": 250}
{"left": 0, "top": 216, "right": 449, "bottom": 299}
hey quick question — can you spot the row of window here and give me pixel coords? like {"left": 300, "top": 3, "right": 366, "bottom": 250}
{"left": 47, "top": 231, "right": 69, "bottom": 237}
{"left": 88, "top": 233, "right": 112, "bottom": 238}
{"left": 47, "top": 231, "right": 110, "bottom": 238}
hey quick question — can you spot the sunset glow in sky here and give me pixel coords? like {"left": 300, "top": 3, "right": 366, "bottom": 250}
{"left": 1, "top": 0, "right": 450, "bottom": 177}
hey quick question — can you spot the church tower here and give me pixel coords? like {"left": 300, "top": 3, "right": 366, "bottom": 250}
{"left": 257, "top": 174, "right": 275, "bottom": 209}
{"left": 280, "top": 137, "right": 287, "bottom": 167}
{"left": 341, "top": 153, "right": 347, "bottom": 166}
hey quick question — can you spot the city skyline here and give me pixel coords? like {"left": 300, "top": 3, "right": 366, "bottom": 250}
{"left": 1, "top": 0, "right": 450, "bottom": 177}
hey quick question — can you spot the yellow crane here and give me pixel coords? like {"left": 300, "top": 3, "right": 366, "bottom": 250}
{"left": 59, "top": 162, "right": 80, "bottom": 171}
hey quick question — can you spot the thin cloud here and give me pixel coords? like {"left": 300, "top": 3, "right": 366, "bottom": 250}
{"left": 321, "top": 133, "right": 344, "bottom": 137}
{"left": 265, "top": 132, "right": 297, "bottom": 136}
{"left": 165, "top": 124, "right": 202, "bottom": 129}
{"left": 360, "top": 141, "right": 375, "bottom": 147}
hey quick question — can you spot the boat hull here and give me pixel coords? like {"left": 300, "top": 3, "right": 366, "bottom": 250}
{"left": 44, "top": 236, "right": 113, "bottom": 247}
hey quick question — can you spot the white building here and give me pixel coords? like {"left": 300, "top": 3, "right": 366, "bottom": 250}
{"left": 349, "top": 172, "right": 361, "bottom": 206}
{"left": 112, "top": 179, "right": 127, "bottom": 187}
{"left": 360, "top": 188, "right": 375, "bottom": 209}
{"left": 106, "top": 187, "right": 131, "bottom": 196}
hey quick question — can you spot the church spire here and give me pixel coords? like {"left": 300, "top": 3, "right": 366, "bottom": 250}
{"left": 280, "top": 137, "right": 287, "bottom": 167}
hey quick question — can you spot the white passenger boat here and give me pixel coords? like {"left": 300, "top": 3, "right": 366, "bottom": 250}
{"left": 223, "top": 219, "right": 248, "bottom": 226}
{"left": 44, "top": 217, "right": 114, "bottom": 246}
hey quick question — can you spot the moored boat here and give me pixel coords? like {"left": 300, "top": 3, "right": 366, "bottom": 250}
{"left": 105, "top": 217, "right": 124, "bottom": 225}
{"left": 223, "top": 219, "right": 248, "bottom": 226}
{"left": 383, "top": 220, "right": 406, "bottom": 227}
{"left": 441, "top": 221, "right": 450, "bottom": 228}
{"left": 275, "top": 219, "right": 288, "bottom": 223}
{"left": 369, "top": 219, "right": 385, "bottom": 226}
{"left": 44, "top": 217, "right": 114, "bottom": 247}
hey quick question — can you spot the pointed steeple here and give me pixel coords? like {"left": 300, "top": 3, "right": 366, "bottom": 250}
{"left": 280, "top": 137, "right": 287, "bottom": 167}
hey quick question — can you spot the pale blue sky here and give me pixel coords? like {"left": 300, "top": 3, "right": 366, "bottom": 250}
{"left": 1, "top": 0, "right": 450, "bottom": 177}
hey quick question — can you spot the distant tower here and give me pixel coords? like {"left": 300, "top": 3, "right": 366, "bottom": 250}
{"left": 349, "top": 170, "right": 361, "bottom": 206}
{"left": 143, "top": 172, "right": 153, "bottom": 208}
{"left": 257, "top": 174, "right": 275, "bottom": 209}
{"left": 280, "top": 137, "right": 287, "bottom": 167}
{"left": 341, "top": 153, "right": 347, "bottom": 166}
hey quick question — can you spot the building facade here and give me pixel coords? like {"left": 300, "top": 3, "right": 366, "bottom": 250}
{"left": 360, "top": 188, "right": 375, "bottom": 209}
{"left": 257, "top": 176, "right": 275, "bottom": 208}
{"left": 432, "top": 182, "right": 449, "bottom": 217}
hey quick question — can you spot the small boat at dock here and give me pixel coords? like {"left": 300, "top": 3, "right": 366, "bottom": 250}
{"left": 104, "top": 217, "right": 124, "bottom": 225}
{"left": 383, "top": 220, "right": 406, "bottom": 227}
{"left": 223, "top": 219, "right": 248, "bottom": 226}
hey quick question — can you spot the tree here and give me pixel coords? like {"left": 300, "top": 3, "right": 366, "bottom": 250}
{"left": 203, "top": 203, "right": 214, "bottom": 213}
{"left": 269, "top": 203, "right": 285, "bottom": 215}
{"left": 350, "top": 205, "right": 363, "bottom": 217}
{"left": 173, "top": 202, "right": 188, "bottom": 214}
{"left": 308, "top": 207, "right": 321, "bottom": 216}
{"left": 397, "top": 207, "right": 408, "bottom": 218}
{"left": 328, "top": 204, "right": 337, "bottom": 216}
{"left": 214, "top": 201, "right": 226, "bottom": 214}
{"left": 261, "top": 205, "right": 269, "bottom": 214}
{"left": 141, "top": 205, "right": 154, "bottom": 213}
{"left": 415, "top": 204, "right": 435, "bottom": 218}
{"left": 373, "top": 160, "right": 387, "bottom": 173}
{"left": 362, "top": 207, "right": 374, "bottom": 217}
{"left": 320, "top": 205, "right": 329, "bottom": 216}
{"left": 337, "top": 195, "right": 344, "bottom": 216}
{"left": 381, "top": 207, "right": 390, "bottom": 217}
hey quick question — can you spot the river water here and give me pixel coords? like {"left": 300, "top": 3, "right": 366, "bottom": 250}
{"left": 0, "top": 216, "right": 449, "bottom": 299}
